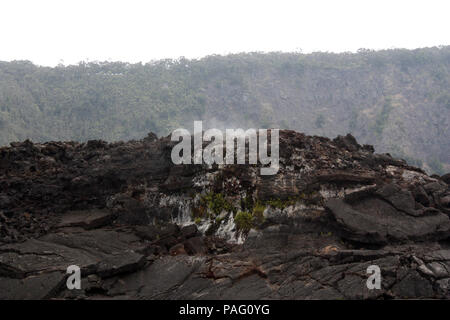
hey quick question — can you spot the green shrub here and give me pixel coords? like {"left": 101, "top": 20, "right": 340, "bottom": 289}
{"left": 207, "top": 193, "right": 234, "bottom": 215}
{"left": 234, "top": 211, "right": 253, "bottom": 231}
{"left": 265, "top": 197, "right": 296, "bottom": 209}
{"left": 197, "top": 192, "right": 235, "bottom": 218}
{"left": 252, "top": 202, "right": 266, "bottom": 224}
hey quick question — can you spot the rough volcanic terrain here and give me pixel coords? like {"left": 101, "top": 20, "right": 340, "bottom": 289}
{"left": 1, "top": 131, "right": 450, "bottom": 299}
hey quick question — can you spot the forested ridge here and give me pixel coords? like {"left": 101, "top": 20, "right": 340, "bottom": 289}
{"left": 0, "top": 46, "right": 449, "bottom": 173}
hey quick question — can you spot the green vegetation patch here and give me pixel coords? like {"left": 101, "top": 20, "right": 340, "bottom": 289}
{"left": 259, "top": 191, "right": 321, "bottom": 210}
{"left": 264, "top": 197, "right": 298, "bottom": 209}
{"left": 203, "top": 192, "right": 235, "bottom": 215}
{"left": 252, "top": 202, "right": 266, "bottom": 224}
{"left": 234, "top": 211, "right": 254, "bottom": 231}
{"left": 192, "top": 192, "right": 235, "bottom": 220}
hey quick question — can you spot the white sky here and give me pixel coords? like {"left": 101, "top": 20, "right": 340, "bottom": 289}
{"left": 0, "top": 0, "right": 449, "bottom": 66}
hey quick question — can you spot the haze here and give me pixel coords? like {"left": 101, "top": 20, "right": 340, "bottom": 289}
{"left": 1, "top": 0, "right": 449, "bottom": 66}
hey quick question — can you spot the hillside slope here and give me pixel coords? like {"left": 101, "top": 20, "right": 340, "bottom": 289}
{"left": 0, "top": 46, "right": 449, "bottom": 173}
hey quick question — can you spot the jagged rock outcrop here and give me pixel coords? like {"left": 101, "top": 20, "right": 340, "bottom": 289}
{"left": 1, "top": 131, "right": 450, "bottom": 299}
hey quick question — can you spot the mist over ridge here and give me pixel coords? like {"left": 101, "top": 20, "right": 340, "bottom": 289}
{"left": 0, "top": 46, "right": 449, "bottom": 174}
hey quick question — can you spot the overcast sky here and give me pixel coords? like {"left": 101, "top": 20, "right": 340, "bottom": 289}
{"left": 1, "top": 0, "right": 449, "bottom": 66}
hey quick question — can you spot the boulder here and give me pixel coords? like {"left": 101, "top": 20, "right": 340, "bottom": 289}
{"left": 325, "top": 197, "right": 450, "bottom": 244}
{"left": 183, "top": 237, "right": 207, "bottom": 255}
{"left": 180, "top": 224, "right": 198, "bottom": 239}
{"left": 169, "top": 243, "right": 186, "bottom": 256}
{"left": 57, "top": 209, "right": 113, "bottom": 230}
{"left": 440, "top": 173, "right": 450, "bottom": 185}
{"left": 376, "top": 184, "right": 421, "bottom": 216}
{"left": 332, "top": 134, "right": 361, "bottom": 152}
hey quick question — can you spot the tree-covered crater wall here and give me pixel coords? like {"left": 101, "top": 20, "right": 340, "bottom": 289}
{"left": 0, "top": 46, "right": 449, "bottom": 173}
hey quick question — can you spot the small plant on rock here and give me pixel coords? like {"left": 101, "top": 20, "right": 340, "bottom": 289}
{"left": 234, "top": 211, "right": 253, "bottom": 231}
{"left": 252, "top": 202, "right": 266, "bottom": 224}
{"left": 202, "top": 192, "right": 234, "bottom": 216}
